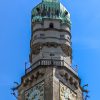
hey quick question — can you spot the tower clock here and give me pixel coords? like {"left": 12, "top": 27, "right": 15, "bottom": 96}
{"left": 60, "top": 83, "right": 77, "bottom": 100}
{"left": 25, "top": 82, "right": 44, "bottom": 100}
{"left": 17, "top": 0, "right": 83, "bottom": 100}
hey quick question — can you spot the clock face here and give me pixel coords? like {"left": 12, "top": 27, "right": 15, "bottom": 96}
{"left": 25, "top": 82, "right": 44, "bottom": 100}
{"left": 60, "top": 83, "right": 77, "bottom": 100}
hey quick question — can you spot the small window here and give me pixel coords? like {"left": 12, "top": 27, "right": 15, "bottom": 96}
{"left": 49, "top": 23, "right": 54, "bottom": 28}
{"left": 34, "top": 35, "right": 37, "bottom": 39}
{"left": 50, "top": 53, "right": 55, "bottom": 56}
{"left": 60, "top": 35, "right": 65, "bottom": 39}
{"left": 67, "top": 36, "right": 70, "bottom": 40}
{"left": 64, "top": 11, "right": 68, "bottom": 16}
{"left": 40, "top": 34, "right": 45, "bottom": 37}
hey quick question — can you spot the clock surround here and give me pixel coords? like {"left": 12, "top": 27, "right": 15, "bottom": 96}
{"left": 25, "top": 81, "right": 44, "bottom": 100}
{"left": 60, "top": 82, "right": 77, "bottom": 100}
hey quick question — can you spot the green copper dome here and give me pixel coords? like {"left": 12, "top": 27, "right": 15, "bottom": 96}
{"left": 31, "top": 0, "right": 71, "bottom": 28}
{"left": 42, "top": 0, "right": 59, "bottom": 3}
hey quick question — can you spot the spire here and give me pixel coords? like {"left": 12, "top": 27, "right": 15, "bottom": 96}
{"left": 42, "top": 0, "right": 59, "bottom": 3}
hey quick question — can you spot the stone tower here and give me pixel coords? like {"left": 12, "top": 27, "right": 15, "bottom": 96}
{"left": 18, "top": 0, "right": 83, "bottom": 99}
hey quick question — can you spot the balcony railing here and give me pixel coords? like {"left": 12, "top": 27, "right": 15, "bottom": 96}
{"left": 25, "top": 59, "right": 78, "bottom": 75}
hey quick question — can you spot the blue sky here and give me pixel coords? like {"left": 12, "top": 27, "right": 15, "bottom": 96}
{"left": 0, "top": 0, "right": 100, "bottom": 100}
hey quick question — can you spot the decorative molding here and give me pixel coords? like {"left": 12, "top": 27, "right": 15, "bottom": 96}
{"left": 22, "top": 69, "right": 45, "bottom": 87}
{"left": 32, "top": 28, "right": 71, "bottom": 37}
{"left": 59, "top": 70, "right": 78, "bottom": 89}
{"left": 29, "top": 42, "right": 72, "bottom": 62}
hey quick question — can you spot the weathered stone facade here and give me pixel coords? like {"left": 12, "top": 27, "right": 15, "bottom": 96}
{"left": 18, "top": 66, "right": 82, "bottom": 100}
{"left": 18, "top": 0, "right": 83, "bottom": 99}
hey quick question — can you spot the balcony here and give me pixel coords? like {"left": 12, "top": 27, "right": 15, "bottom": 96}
{"left": 25, "top": 59, "right": 78, "bottom": 76}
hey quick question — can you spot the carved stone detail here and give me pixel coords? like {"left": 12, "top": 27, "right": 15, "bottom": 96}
{"left": 22, "top": 68, "right": 45, "bottom": 87}
{"left": 59, "top": 70, "right": 78, "bottom": 89}
{"left": 30, "top": 42, "right": 72, "bottom": 62}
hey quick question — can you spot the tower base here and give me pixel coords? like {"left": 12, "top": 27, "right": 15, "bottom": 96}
{"left": 18, "top": 66, "right": 82, "bottom": 100}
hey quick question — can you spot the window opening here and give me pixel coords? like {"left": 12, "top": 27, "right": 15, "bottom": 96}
{"left": 49, "top": 23, "right": 54, "bottom": 28}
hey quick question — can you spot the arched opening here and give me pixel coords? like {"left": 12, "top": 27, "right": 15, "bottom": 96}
{"left": 49, "top": 23, "right": 54, "bottom": 28}
{"left": 69, "top": 77, "right": 74, "bottom": 85}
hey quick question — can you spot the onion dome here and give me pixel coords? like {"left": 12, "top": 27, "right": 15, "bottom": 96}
{"left": 31, "top": 0, "right": 71, "bottom": 29}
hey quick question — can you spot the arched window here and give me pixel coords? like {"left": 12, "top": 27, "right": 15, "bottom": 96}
{"left": 49, "top": 23, "right": 54, "bottom": 28}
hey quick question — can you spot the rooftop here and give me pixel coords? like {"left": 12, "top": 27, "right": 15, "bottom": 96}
{"left": 31, "top": 1, "right": 71, "bottom": 28}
